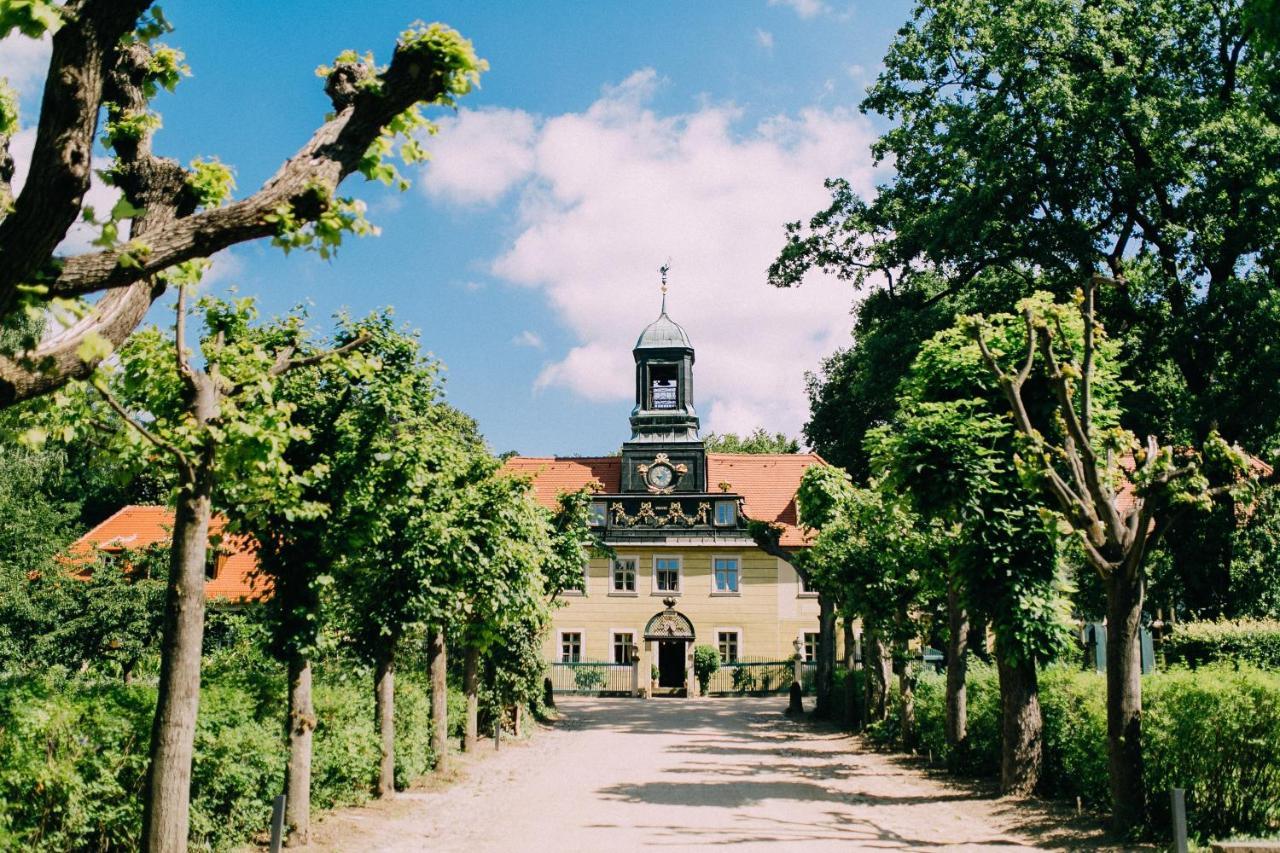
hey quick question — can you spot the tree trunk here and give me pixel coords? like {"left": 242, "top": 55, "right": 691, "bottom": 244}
{"left": 996, "top": 652, "right": 1042, "bottom": 796}
{"left": 1105, "top": 568, "right": 1146, "bottom": 833}
{"left": 374, "top": 647, "right": 396, "bottom": 798}
{"left": 896, "top": 638, "right": 916, "bottom": 749}
{"left": 284, "top": 655, "right": 315, "bottom": 845}
{"left": 141, "top": 479, "right": 213, "bottom": 853}
{"left": 945, "top": 580, "right": 969, "bottom": 752}
{"left": 842, "top": 619, "right": 855, "bottom": 669}
{"left": 427, "top": 628, "right": 449, "bottom": 774}
{"left": 863, "top": 626, "right": 890, "bottom": 724}
{"left": 462, "top": 644, "right": 479, "bottom": 753}
{"left": 815, "top": 595, "right": 837, "bottom": 718}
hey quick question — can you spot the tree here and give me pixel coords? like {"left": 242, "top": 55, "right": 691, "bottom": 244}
{"left": 772, "top": 0, "right": 1280, "bottom": 620}
{"left": 236, "top": 313, "right": 415, "bottom": 843}
{"left": 968, "top": 279, "right": 1262, "bottom": 830}
{"left": 21, "top": 293, "right": 364, "bottom": 850}
{"left": 869, "top": 295, "right": 1084, "bottom": 792}
{"left": 0, "top": 3, "right": 484, "bottom": 410}
{"left": 335, "top": 358, "right": 488, "bottom": 796}
{"left": 703, "top": 429, "right": 801, "bottom": 454}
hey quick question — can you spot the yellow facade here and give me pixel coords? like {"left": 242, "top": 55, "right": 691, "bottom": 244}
{"left": 544, "top": 546, "right": 827, "bottom": 664}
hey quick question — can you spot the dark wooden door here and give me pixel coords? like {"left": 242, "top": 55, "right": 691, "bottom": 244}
{"left": 658, "top": 640, "right": 686, "bottom": 688}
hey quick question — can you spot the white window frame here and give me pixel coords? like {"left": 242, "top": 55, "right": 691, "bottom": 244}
{"left": 803, "top": 631, "right": 820, "bottom": 662}
{"left": 715, "top": 627, "right": 743, "bottom": 663}
{"left": 710, "top": 553, "right": 742, "bottom": 596}
{"left": 559, "top": 630, "right": 585, "bottom": 663}
{"left": 610, "top": 554, "right": 639, "bottom": 596}
{"left": 714, "top": 500, "right": 737, "bottom": 526}
{"left": 610, "top": 629, "right": 638, "bottom": 664}
{"left": 588, "top": 500, "right": 608, "bottom": 527}
{"left": 652, "top": 554, "right": 682, "bottom": 595}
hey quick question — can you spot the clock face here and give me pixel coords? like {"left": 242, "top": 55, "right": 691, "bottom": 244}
{"left": 647, "top": 464, "right": 675, "bottom": 489}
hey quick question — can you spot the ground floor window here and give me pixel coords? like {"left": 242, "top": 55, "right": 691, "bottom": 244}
{"left": 803, "top": 632, "right": 819, "bottom": 662}
{"left": 612, "top": 632, "right": 634, "bottom": 664}
{"left": 560, "top": 632, "right": 582, "bottom": 662}
{"left": 717, "top": 630, "right": 740, "bottom": 663}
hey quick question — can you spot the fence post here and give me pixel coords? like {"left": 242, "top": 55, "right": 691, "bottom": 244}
{"left": 269, "top": 793, "right": 286, "bottom": 853}
{"left": 494, "top": 717, "right": 501, "bottom": 751}
{"left": 1170, "top": 788, "right": 1188, "bottom": 853}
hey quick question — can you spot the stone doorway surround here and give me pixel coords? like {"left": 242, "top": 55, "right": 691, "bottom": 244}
{"left": 643, "top": 597, "right": 697, "bottom": 697}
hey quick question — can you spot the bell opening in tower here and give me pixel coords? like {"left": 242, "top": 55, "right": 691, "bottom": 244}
{"left": 649, "top": 363, "right": 678, "bottom": 410}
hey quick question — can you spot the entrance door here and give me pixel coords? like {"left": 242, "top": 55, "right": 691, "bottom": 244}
{"left": 658, "top": 640, "right": 686, "bottom": 688}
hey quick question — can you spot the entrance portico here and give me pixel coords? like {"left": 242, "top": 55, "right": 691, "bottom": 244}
{"left": 644, "top": 598, "right": 696, "bottom": 696}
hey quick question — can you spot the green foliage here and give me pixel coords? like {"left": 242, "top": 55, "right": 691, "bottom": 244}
{"left": 693, "top": 645, "right": 720, "bottom": 693}
{"left": 0, "top": 80, "right": 17, "bottom": 140}
{"left": 0, "top": 0, "right": 62, "bottom": 39}
{"left": 703, "top": 429, "right": 801, "bottom": 454}
{"left": 572, "top": 665, "right": 605, "bottom": 691}
{"left": 185, "top": 158, "right": 235, "bottom": 209}
{"left": 1164, "top": 620, "right": 1280, "bottom": 671}
{"left": 867, "top": 664, "right": 1280, "bottom": 841}
{"left": 0, "top": 663, "right": 438, "bottom": 851}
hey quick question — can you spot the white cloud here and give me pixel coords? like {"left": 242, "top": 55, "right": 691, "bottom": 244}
{"left": 512, "top": 330, "right": 544, "bottom": 349}
{"left": 423, "top": 69, "right": 881, "bottom": 439}
{"left": 201, "top": 249, "right": 243, "bottom": 289}
{"left": 0, "top": 34, "right": 50, "bottom": 102}
{"left": 767, "top": 0, "right": 828, "bottom": 19}
{"left": 421, "top": 108, "right": 538, "bottom": 205}
{"left": 755, "top": 28, "right": 775, "bottom": 50}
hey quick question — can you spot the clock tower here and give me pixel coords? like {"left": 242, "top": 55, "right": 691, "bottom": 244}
{"left": 619, "top": 293, "right": 708, "bottom": 494}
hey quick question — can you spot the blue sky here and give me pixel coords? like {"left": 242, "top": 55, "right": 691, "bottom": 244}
{"left": 2, "top": 0, "right": 912, "bottom": 455}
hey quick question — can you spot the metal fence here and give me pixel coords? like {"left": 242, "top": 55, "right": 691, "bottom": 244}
{"left": 703, "top": 658, "right": 794, "bottom": 695}
{"left": 547, "top": 660, "right": 635, "bottom": 695}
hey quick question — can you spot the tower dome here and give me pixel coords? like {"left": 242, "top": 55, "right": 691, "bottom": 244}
{"left": 635, "top": 310, "right": 692, "bottom": 350}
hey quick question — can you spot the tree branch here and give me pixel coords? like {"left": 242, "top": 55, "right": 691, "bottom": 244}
{"left": 94, "top": 380, "right": 192, "bottom": 472}
{"left": 0, "top": 0, "right": 153, "bottom": 306}
{"left": 47, "top": 44, "right": 465, "bottom": 299}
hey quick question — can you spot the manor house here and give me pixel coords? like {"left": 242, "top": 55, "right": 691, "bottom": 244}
{"left": 503, "top": 298, "right": 829, "bottom": 692}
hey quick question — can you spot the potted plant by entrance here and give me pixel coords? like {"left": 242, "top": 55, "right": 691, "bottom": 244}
{"left": 651, "top": 663, "right": 659, "bottom": 690}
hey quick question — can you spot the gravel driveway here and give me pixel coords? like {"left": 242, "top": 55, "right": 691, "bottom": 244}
{"left": 307, "top": 696, "right": 1117, "bottom": 852}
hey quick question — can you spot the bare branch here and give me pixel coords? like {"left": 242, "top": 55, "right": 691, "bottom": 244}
{"left": 94, "top": 380, "right": 191, "bottom": 471}
{"left": 272, "top": 333, "right": 372, "bottom": 377}
{"left": 174, "top": 285, "right": 197, "bottom": 390}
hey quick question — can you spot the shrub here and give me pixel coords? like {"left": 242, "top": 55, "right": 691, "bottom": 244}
{"left": 1163, "top": 620, "right": 1280, "bottom": 671}
{"left": 859, "top": 662, "right": 1280, "bottom": 841}
{"left": 732, "top": 665, "right": 756, "bottom": 693}
{"left": 693, "top": 645, "right": 720, "bottom": 693}
{"left": 572, "top": 665, "right": 605, "bottom": 691}
{"left": 0, "top": 665, "right": 445, "bottom": 851}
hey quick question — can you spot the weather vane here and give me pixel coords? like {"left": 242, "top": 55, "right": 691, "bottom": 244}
{"left": 659, "top": 259, "right": 671, "bottom": 312}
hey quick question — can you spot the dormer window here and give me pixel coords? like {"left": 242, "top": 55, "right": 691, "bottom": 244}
{"left": 714, "top": 501, "right": 736, "bottom": 526}
{"left": 588, "top": 501, "right": 607, "bottom": 527}
{"left": 649, "top": 363, "right": 678, "bottom": 410}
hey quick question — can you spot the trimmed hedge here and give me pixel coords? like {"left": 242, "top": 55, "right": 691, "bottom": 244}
{"left": 0, "top": 670, "right": 448, "bottom": 851}
{"left": 863, "top": 662, "right": 1280, "bottom": 841}
{"left": 1163, "top": 620, "right": 1280, "bottom": 671}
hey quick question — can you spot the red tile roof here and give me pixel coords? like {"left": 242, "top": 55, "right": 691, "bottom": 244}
{"left": 69, "top": 505, "right": 264, "bottom": 602}
{"left": 501, "top": 453, "right": 827, "bottom": 547}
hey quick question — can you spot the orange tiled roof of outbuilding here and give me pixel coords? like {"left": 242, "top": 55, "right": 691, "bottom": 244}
{"left": 69, "top": 505, "right": 264, "bottom": 602}
{"left": 501, "top": 453, "right": 826, "bottom": 547}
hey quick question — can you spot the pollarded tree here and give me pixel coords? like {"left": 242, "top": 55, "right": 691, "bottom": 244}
{"left": 0, "top": 2, "right": 484, "bottom": 409}
{"left": 334, "top": 366, "right": 488, "bottom": 796}
{"left": 235, "top": 313, "right": 425, "bottom": 844}
{"left": 967, "top": 279, "right": 1264, "bottom": 830}
{"left": 18, "top": 292, "right": 364, "bottom": 850}
{"left": 869, "top": 295, "right": 1089, "bottom": 792}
